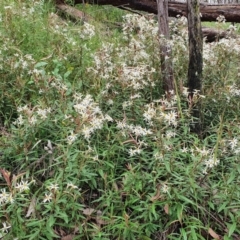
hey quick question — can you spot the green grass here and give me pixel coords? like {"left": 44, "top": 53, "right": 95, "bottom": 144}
{"left": 0, "top": 1, "right": 240, "bottom": 239}
{"left": 202, "top": 21, "right": 240, "bottom": 33}
{"left": 76, "top": 3, "right": 126, "bottom": 22}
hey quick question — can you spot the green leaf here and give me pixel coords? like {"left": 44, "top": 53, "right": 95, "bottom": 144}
{"left": 218, "top": 202, "right": 228, "bottom": 213}
{"left": 104, "top": 160, "right": 114, "bottom": 168}
{"left": 56, "top": 211, "right": 69, "bottom": 224}
{"left": 34, "top": 61, "right": 48, "bottom": 68}
{"left": 180, "top": 228, "right": 188, "bottom": 240}
{"left": 28, "top": 229, "right": 41, "bottom": 240}
{"left": 208, "top": 201, "right": 215, "bottom": 210}
{"left": 177, "top": 204, "right": 183, "bottom": 222}
{"left": 47, "top": 215, "right": 55, "bottom": 227}
{"left": 27, "top": 80, "right": 34, "bottom": 85}
{"left": 228, "top": 222, "right": 236, "bottom": 237}
{"left": 178, "top": 195, "right": 195, "bottom": 205}
{"left": 227, "top": 173, "right": 235, "bottom": 184}
{"left": 26, "top": 219, "right": 44, "bottom": 227}
{"left": 190, "top": 227, "right": 198, "bottom": 240}
{"left": 164, "top": 161, "right": 171, "bottom": 173}
{"left": 224, "top": 235, "right": 232, "bottom": 240}
{"left": 98, "top": 169, "right": 104, "bottom": 179}
{"left": 64, "top": 70, "right": 72, "bottom": 80}
{"left": 151, "top": 203, "right": 158, "bottom": 220}
{"left": 45, "top": 216, "right": 59, "bottom": 238}
{"left": 91, "top": 177, "right": 97, "bottom": 188}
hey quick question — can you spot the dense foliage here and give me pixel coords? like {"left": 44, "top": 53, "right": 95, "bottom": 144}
{"left": 0, "top": 1, "right": 240, "bottom": 239}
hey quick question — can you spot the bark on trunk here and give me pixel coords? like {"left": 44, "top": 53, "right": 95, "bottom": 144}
{"left": 157, "top": 0, "right": 174, "bottom": 96}
{"left": 187, "top": 0, "right": 203, "bottom": 134}
{"left": 68, "top": 0, "right": 240, "bottom": 23}
{"left": 188, "top": 0, "right": 203, "bottom": 94}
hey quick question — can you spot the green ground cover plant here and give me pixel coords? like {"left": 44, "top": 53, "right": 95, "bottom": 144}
{"left": 0, "top": 0, "right": 240, "bottom": 239}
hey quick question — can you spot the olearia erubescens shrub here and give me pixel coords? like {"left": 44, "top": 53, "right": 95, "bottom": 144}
{"left": 0, "top": 0, "right": 240, "bottom": 239}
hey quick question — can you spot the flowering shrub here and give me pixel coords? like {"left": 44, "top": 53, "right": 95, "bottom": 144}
{"left": 0, "top": 0, "right": 240, "bottom": 239}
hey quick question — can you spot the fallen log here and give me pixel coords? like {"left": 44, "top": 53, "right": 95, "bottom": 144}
{"left": 56, "top": 3, "right": 93, "bottom": 22}
{"left": 202, "top": 27, "right": 230, "bottom": 42}
{"left": 68, "top": 0, "right": 240, "bottom": 23}
{"left": 55, "top": 2, "right": 235, "bottom": 42}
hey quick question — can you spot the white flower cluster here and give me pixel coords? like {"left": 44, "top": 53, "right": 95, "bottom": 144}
{"left": 216, "top": 15, "right": 226, "bottom": 23}
{"left": 72, "top": 93, "right": 113, "bottom": 141}
{"left": 203, "top": 156, "right": 220, "bottom": 174}
{"left": 116, "top": 120, "right": 152, "bottom": 137}
{"left": 87, "top": 43, "right": 115, "bottom": 83}
{"left": 13, "top": 105, "right": 51, "bottom": 126}
{"left": 120, "top": 66, "right": 156, "bottom": 90}
{"left": 203, "top": 37, "right": 240, "bottom": 69}
{"left": 0, "top": 189, "right": 14, "bottom": 204}
{"left": 143, "top": 97, "right": 178, "bottom": 127}
{"left": 49, "top": 78, "right": 68, "bottom": 92}
{"left": 228, "top": 84, "right": 240, "bottom": 96}
{"left": 228, "top": 24, "right": 237, "bottom": 33}
{"left": 143, "top": 103, "right": 157, "bottom": 125}
{"left": 13, "top": 54, "right": 35, "bottom": 70}
{"left": 154, "top": 152, "right": 164, "bottom": 161}
{"left": 162, "top": 184, "right": 170, "bottom": 194}
{"left": 80, "top": 22, "right": 95, "bottom": 40}
{"left": 88, "top": 14, "right": 163, "bottom": 103}
{"left": 0, "top": 222, "right": 11, "bottom": 235}
{"left": 0, "top": 179, "right": 32, "bottom": 205}
{"left": 43, "top": 182, "right": 79, "bottom": 203}
{"left": 122, "top": 14, "right": 158, "bottom": 41}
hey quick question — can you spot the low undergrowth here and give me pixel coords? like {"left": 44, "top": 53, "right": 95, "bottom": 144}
{"left": 0, "top": 1, "right": 240, "bottom": 239}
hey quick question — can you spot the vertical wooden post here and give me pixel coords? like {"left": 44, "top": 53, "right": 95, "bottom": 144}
{"left": 187, "top": 0, "right": 203, "bottom": 134}
{"left": 188, "top": 0, "right": 203, "bottom": 95}
{"left": 157, "top": 0, "right": 174, "bottom": 97}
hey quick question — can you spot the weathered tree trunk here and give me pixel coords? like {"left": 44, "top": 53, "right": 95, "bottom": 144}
{"left": 187, "top": 0, "right": 203, "bottom": 134}
{"left": 68, "top": 0, "right": 240, "bottom": 23}
{"left": 157, "top": 0, "right": 174, "bottom": 96}
{"left": 188, "top": 0, "right": 203, "bottom": 94}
